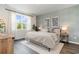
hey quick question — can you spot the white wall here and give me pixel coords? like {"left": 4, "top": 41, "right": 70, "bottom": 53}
{"left": 31, "top": 16, "right": 36, "bottom": 25}
{"left": 0, "top": 4, "right": 36, "bottom": 40}
{"left": 0, "top": 5, "right": 11, "bottom": 34}
{"left": 36, "top": 5, "right": 79, "bottom": 43}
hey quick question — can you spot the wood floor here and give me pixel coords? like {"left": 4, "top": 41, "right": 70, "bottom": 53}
{"left": 14, "top": 39, "right": 79, "bottom": 54}
{"left": 60, "top": 42, "right": 79, "bottom": 54}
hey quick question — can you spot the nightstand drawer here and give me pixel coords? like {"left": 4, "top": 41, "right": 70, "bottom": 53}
{"left": 60, "top": 33, "right": 69, "bottom": 43}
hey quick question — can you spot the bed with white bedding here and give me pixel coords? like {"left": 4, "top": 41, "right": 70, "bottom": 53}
{"left": 25, "top": 31, "right": 60, "bottom": 51}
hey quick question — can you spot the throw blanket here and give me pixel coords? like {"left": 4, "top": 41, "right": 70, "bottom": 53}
{"left": 25, "top": 31, "right": 58, "bottom": 49}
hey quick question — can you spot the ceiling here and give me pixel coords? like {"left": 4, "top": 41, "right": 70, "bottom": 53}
{"left": 6, "top": 4, "right": 77, "bottom": 16}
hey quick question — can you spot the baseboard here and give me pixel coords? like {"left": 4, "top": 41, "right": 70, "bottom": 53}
{"left": 14, "top": 38, "right": 25, "bottom": 41}
{"left": 69, "top": 41, "right": 79, "bottom": 45}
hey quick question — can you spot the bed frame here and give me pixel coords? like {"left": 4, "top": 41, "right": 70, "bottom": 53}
{"left": 28, "top": 39, "right": 56, "bottom": 52}
{"left": 26, "top": 28, "right": 60, "bottom": 52}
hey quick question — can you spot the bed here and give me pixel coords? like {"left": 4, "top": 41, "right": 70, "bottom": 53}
{"left": 25, "top": 29, "right": 60, "bottom": 51}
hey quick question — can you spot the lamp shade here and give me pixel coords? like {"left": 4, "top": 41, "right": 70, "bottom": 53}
{"left": 61, "top": 26, "right": 68, "bottom": 31}
{"left": 61, "top": 25, "right": 69, "bottom": 34}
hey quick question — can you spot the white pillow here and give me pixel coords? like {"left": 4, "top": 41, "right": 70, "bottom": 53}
{"left": 53, "top": 29, "right": 60, "bottom": 35}
{"left": 40, "top": 29, "right": 47, "bottom": 32}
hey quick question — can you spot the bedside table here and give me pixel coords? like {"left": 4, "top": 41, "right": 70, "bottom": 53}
{"left": 60, "top": 32, "right": 69, "bottom": 43}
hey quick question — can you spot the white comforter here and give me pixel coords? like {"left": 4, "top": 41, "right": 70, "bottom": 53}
{"left": 25, "top": 31, "right": 58, "bottom": 49}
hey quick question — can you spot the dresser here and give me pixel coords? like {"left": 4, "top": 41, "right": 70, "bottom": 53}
{"left": 0, "top": 34, "right": 14, "bottom": 54}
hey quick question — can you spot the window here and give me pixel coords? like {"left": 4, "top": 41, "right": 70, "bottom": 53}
{"left": 11, "top": 12, "right": 31, "bottom": 31}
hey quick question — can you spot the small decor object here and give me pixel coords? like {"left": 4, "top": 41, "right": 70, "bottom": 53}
{"left": 32, "top": 24, "right": 36, "bottom": 31}
{"left": 32, "top": 24, "right": 40, "bottom": 31}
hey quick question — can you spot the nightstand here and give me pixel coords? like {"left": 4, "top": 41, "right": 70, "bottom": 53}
{"left": 60, "top": 32, "right": 69, "bottom": 43}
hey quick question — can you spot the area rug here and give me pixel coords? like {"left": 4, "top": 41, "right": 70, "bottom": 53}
{"left": 20, "top": 40, "right": 64, "bottom": 54}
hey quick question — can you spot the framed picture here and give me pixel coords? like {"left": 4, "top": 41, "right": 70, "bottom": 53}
{"left": 51, "top": 16, "right": 59, "bottom": 27}
{"left": 45, "top": 18, "right": 50, "bottom": 28}
{"left": 44, "top": 18, "right": 50, "bottom": 31}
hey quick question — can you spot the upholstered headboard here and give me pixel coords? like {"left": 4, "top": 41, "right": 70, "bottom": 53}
{"left": 50, "top": 27, "right": 60, "bottom": 35}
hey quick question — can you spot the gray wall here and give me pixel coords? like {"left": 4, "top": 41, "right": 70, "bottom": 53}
{"left": 36, "top": 5, "right": 79, "bottom": 43}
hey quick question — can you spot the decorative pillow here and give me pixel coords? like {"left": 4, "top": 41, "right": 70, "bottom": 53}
{"left": 40, "top": 29, "right": 48, "bottom": 32}
{"left": 50, "top": 27, "right": 60, "bottom": 35}
{"left": 53, "top": 29, "right": 60, "bottom": 35}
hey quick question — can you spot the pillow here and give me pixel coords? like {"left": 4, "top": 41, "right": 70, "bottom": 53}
{"left": 40, "top": 29, "right": 48, "bottom": 32}
{"left": 53, "top": 29, "right": 60, "bottom": 35}
{"left": 50, "top": 27, "right": 60, "bottom": 35}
